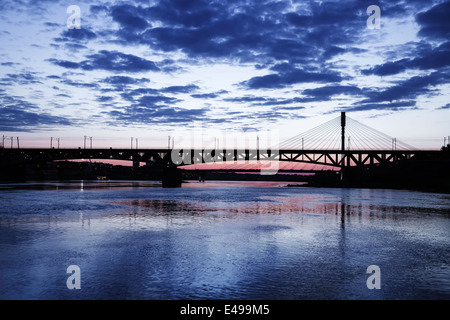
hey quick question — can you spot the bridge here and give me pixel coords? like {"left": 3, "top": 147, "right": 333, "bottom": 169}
{"left": 0, "top": 113, "right": 443, "bottom": 187}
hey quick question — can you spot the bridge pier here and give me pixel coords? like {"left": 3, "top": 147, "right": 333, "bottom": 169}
{"left": 162, "top": 163, "right": 182, "bottom": 188}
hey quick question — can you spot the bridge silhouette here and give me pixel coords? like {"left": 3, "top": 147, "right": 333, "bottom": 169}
{"left": 0, "top": 112, "right": 442, "bottom": 186}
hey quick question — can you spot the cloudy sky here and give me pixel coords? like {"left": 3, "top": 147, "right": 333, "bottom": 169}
{"left": 0, "top": 0, "right": 449, "bottom": 149}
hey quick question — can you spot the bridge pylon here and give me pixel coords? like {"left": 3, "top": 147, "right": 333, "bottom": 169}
{"left": 341, "top": 112, "right": 346, "bottom": 181}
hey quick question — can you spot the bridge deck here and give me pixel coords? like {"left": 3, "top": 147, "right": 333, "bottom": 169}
{"left": 0, "top": 147, "right": 442, "bottom": 168}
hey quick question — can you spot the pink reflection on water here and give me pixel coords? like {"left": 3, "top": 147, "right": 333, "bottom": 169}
{"left": 182, "top": 180, "right": 306, "bottom": 188}
{"left": 113, "top": 193, "right": 351, "bottom": 217}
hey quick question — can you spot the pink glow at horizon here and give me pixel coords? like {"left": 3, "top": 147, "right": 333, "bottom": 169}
{"left": 66, "top": 159, "right": 340, "bottom": 172}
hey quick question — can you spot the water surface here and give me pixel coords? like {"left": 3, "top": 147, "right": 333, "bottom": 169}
{"left": 0, "top": 180, "right": 449, "bottom": 300}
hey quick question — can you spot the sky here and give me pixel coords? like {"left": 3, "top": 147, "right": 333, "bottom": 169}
{"left": 0, "top": 0, "right": 449, "bottom": 150}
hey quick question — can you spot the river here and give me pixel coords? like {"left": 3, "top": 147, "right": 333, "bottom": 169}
{"left": 0, "top": 180, "right": 449, "bottom": 300}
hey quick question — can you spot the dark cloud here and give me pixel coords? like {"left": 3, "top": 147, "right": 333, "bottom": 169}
{"left": 191, "top": 93, "right": 219, "bottom": 99}
{"left": 102, "top": 76, "right": 150, "bottom": 86}
{"left": 145, "top": 0, "right": 217, "bottom": 29}
{"left": 100, "top": 83, "right": 198, "bottom": 106}
{"left": 55, "top": 93, "right": 71, "bottom": 98}
{"left": 364, "top": 71, "right": 449, "bottom": 103}
{"left": 1, "top": 62, "right": 19, "bottom": 67}
{"left": 273, "top": 106, "right": 306, "bottom": 111}
{"left": 242, "top": 109, "right": 306, "bottom": 122}
{"left": 342, "top": 100, "right": 417, "bottom": 113}
{"left": 111, "top": 4, "right": 149, "bottom": 30}
{"left": 56, "top": 28, "right": 97, "bottom": 42}
{"left": 48, "top": 50, "right": 160, "bottom": 73}
{"left": 302, "top": 85, "right": 365, "bottom": 100}
{"left": 0, "top": 107, "right": 72, "bottom": 131}
{"left": 101, "top": 0, "right": 369, "bottom": 67}
{"left": 108, "top": 106, "right": 208, "bottom": 125}
{"left": 60, "top": 79, "right": 100, "bottom": 89}
{"left": 161, "top": 84, "right": 199, "bottom": 94}
{"left": 0, "top": 93, "right": 73, "bottom": 131}
{"left": 64, "top": 43, "right": 88, "bottom": 51}
{"left": 408, "top": 45, "right": 450, "bottom": 70}
{"left": 242, "top": 67, "right": 343, "bottom": 89}
{"left": 1, "top": 72, "right": 41, "bottom": 85}
{"left": 362, "top": 41, "right": 450, "bottom": 76}
{"left": 118, "top": 88, "right": 160, "bottom": 102}
{"left": 44, "top": 22, "right": 59, "bottom": 28}
{"left": 191, "top": 90, "right": 228, "bottom": 99}
{"left": 361, "top": 59, "right": 410, "bottom": 76}
{"left": 416, "top": 1, "right": 450, "bottom": 40}
{"left": 96, "top": 96, "right": 114, "bottom": 103}
{"left": 138, "top": 95, "right": 179, "bottom": 105}
{"left": 437, "top": 103, "right": 450, "bottom": 110}
{"left": 224, "top": 95, "right": 310, "bottom": 107}
{"left": 223, "top": 96, "right": 268, "bottom": 103}
{"left": 156, "top": 58, "right": 184, "bottom": 73}
{"left": 48, "top": 59, "right": 80, "bottom": 69}
{"left": 257, "top": 98, "right": 308, "bottom": 107}
{"left": 90, "top": 5, "right": 108, "bottom": 14}
{"left": 246, "top": 110, "right": 290, "bottom": 122}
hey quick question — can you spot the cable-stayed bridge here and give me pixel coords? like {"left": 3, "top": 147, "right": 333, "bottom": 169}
{"left": 0, "top": 113, "right": 443, "bottom": 185}
{"left": 181, "top": 112, "right": 430, "bottom": 171}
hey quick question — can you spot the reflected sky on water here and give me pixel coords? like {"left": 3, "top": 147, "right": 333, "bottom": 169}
{"left": 0, "top": 180, "right": 449, "bottom": 299}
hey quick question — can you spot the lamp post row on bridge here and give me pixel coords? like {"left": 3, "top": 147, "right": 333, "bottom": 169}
{"left": 2, "top": 132, "right": 448, "bottom": 150}
{"left": 164, "top": 136, "right": 262, "bottom": 151}
{"left": 168, "top": 136, "right": 174, "bottom": 149}
{"left": 2, "top": 135, "right": 19, "bottom": 149}
{"left": 131, "top": 137, "right": 138, "bottom": 149}
{"left": 84, "top": 136, "right": 92, "bottom": 149}
{"left": 50, "top": 137, "right": 60, "bottom": 149}
{"left": 444, "top": 136, "right": 450, "bottom": 147}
